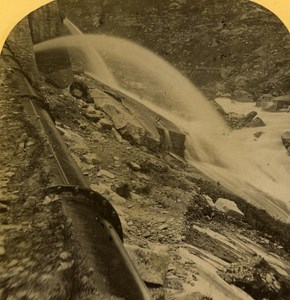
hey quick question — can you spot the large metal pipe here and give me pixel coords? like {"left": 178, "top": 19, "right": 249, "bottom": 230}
{"left": 1, "top": 44, "right": 152, "bottom": 299}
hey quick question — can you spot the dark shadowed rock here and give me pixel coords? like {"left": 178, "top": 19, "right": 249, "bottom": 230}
{"left": 237, "top": 111, "right": 257, "bottom": 128}
{"left": 69, "top": 80, "right": 94, "bottom": 103}
{"left": 254, "top": 131, "right": 264, "bottom": 138}
{"left": 281, "top": 132, "right": 290, "bottom": 150}
{"left": 113, "top": 182, "right": 131, "bottom": 198}
{"left": 245, "top": 117, "right": 265, "bottom": 128}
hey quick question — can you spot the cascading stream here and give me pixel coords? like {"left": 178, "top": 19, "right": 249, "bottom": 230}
{"left": 34, "top": 29, "right": 290, "bottom": 222}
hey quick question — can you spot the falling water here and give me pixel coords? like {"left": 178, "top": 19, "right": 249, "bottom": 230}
{"left": 62, "top": 18, "right": 119, "bottom": 88}
{"left": 34, "top": 33, "right": 290, "bottom": 222}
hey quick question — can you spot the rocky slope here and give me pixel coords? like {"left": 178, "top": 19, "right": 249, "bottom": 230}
{"left": 2, "top": 1, "right": 290, "bottom": 299}
{"left": 58, "top": 0, "right": 290, "bottom": 100}
{"left": 30, "top": 72, "right": 290, "bottom": 299}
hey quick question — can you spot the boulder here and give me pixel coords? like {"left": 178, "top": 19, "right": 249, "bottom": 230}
{"left": 69, "top": 80, "right": 93, "bottom": 103}
{"left": 125, "top": 245, "right": 170, "bottom": 286}
{"left": 215, "top": 198, "right": 244, "bottom": 217}
{"left": 245, "top": 117, "right": 265, "bottom": 128}
{"left": 281, "top": 131, "right": 290, "bottom": 149}
{"left": 237, "top": 111, "right": 257, "bottom": 128}
{"left": 253, "top": 131, "right": 264, "bottom": 139}
{"left": 93, "top": 93, "right": 160, "bottom": 149}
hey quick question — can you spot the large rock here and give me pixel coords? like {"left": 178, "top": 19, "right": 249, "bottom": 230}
{"left": 237, "top": 111, "right": 257, "bottom": 128}
{"left": 69, "top": 80, "right": 94, "bottom": 103}
{"left": 125, "top": 245, "right": 170, "bottom": 286}
{"left": 281, "top": 132, "right": 290, "bottom": 152}
{"left": 92, "top": 90, "right": 160, "bottom": 150}
{"left": 215, "top": 198, "right": 244, "bottom": 217}
{"left": 245, "top": 117, "right": 265, "bottom": 128}
{"left": 92, "top": 84, "right": 186, "bottom": 156}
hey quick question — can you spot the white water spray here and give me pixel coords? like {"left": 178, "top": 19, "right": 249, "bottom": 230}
{"left": 62, "top": 18, "right": 119, "bottom": 88}
{"left": 34, "top": 33, "right": 290, "bottom": 222}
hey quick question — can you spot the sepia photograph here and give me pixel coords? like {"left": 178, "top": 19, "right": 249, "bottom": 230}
{"left": 0, "top": 0, "right": 290, "bottom": 299}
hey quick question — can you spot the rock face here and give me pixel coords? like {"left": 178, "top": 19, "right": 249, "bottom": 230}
{"left": 28, "top": 2, "right": 74, "bottom": 87}
{"left": 6, "top": 17, "right": 39, "bottom": 85}
{"left": 281, "top": 132, "right": 290, "bottom": 155}
{"left": 215, "top": 198, "right": 244, "bottom": 217}
{"left": 58, "top": 0, "right": 290, "bottom": 99}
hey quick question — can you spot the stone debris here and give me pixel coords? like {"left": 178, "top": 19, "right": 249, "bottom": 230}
{"left": 97, "top": 169, "right": 116, "bottom": 179}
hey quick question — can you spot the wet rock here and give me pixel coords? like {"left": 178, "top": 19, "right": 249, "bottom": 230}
{"left": 128, "top": 161, "right": 141, "bottom": 171}
{"left": 98, "top": 118, "right": 113, "bottom": 130}
{"left": 126, "top": 244, "right": 170, "bottom": 286}
{"left": 281, "top": 131, "right": 290, "bottom": 149}
{"left": 245, "top": 117, "right": 265, "bottom": 128}
{"left": 97, "top": 169, "right": 116, "bottom": 179}
{"left": 228, "top": 115, "right": 246, "bottom": 128}
{"left": 254, "top": 131, "right": 264, "bottom": 139}
{"left": 233, "top": 90, "right": 253, "bottom": 102}
{"left": 237, "top": 111, "right": 257, "bottom": 128}
{"left": 215, "top": 198, "right": 244, "bottom": 217}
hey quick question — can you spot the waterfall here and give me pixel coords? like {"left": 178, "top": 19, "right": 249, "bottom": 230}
{"left": 34, "top": 27, "right": 290, "bottom": 222}
{"left": 62, "top": 18, "right": 119, "bottom": 88}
